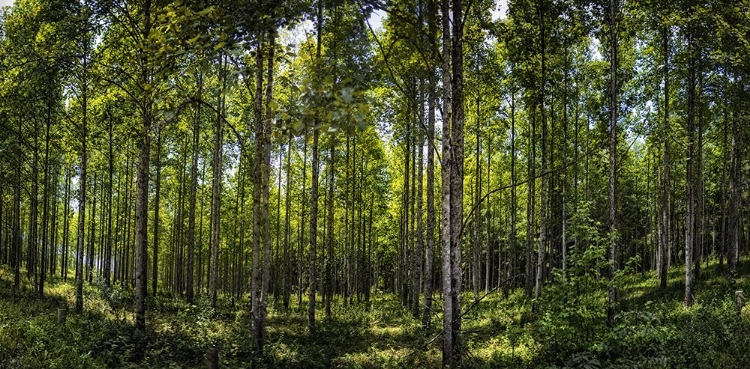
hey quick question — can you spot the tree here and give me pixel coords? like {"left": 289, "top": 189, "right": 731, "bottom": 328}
{"left": 440, "top": 0, "right": 466, "bottom": 364}
{"left": 607, "top": 0, "right": 619, "bottom": 328}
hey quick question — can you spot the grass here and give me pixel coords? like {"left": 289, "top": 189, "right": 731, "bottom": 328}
{"left": 2, "top": 256, "right": 750, "bottom": 368}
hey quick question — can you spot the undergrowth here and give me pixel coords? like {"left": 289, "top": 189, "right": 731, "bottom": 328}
{"left": 3, "top": 254, "right": 750, "bottom": 368}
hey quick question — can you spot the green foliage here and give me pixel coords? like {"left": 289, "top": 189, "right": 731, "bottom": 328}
{"left": 5, "top": 261, "right": 750, "bottom": 368}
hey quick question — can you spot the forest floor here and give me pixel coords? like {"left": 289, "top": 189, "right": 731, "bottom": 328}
{"left": 3, "top": 257, "right": 750, "bottom": 368}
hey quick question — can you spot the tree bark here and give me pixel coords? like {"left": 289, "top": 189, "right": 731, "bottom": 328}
{"left": 684, "top": 21, "right": 696, "bottom": 308}
{"left": 259, "top": 31, "right": 276, "bottom": 352}
{"left": 325, "top": 135, "right": 335, "bottom": 319}
{"left": 309, "top": 0, "right": 323, "bottom": 332}
{"left": 283, "top": 133, "right": 292, "bottom": 310}
{"left": 728, "top": 85, "right": 741, "bottom": 277}
{"left": 440, "top": 0, "right": 454, "bottom": 363}
{"left": 251, "top": 30, "right": 265, "bottom": 352}
{"left": 186, "top": 72, "right": 202, "bottom": 303}
{"left": 210, "top": 55, "right": 226, "bottom": 309}
{"left": 414, "top": 82, "right": 424, "bottom": 317}
{"left": 659, "top": 25, "right": 670, "bottom": 290}
{"left": 75, "top": 56, "right": 89, "bottom": 315}
{"left": 422, "top": 0, "right": 436, "bottom": 328}
{"left": 152, "top": 125, "right": 162, "bottom": 296}
{"left": 607, "top": 0, "right": 619, "bottom": 328}
{"left": 534, "top": 0, "right": 548, "bottom": 305}
{"left": 509, "top": 90, "right": 516, "bottom": 291}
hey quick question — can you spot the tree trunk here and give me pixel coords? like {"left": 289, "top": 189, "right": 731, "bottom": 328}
{"left": 325, "top": 135, "right": 335, "bottom": 319}
{"left": 684, "top": 22, "right": 696, "bottom": 308}
{"left": 105, "top": 117, "right": 114, "bottom": 287}
{"left": 40, "top": 91, "right": 53, "bottom": 297}
{"left": 62, "top": 169, "right": 71, "bottom": 280}
{"left": 152, "top": 125, "right": 162, "bottom": 296}
{"left": 440, "top": 0, "right": 454, "bottom": 363}
{"left": 607, "top": 0, "right": 618, "bottom": 328}
{"left": 660, "top": 25, "right": 670, "bottom": 290}
{"left": 534, "top": 0, "right": 548, "bottom": 305}
{"left": 87, "top": 173, "right": 97, "bottom": 285}
{"left": 251, "top": 31, "right": 265, "bottom": 353}
{"left": 473, "top": 99, "right": 481, "bottom": 304}
{"left": 414, "top": 82, "right": 424, "bottom": 317}
{"left": 449, "top": 0, "right": 465, "bottom": 360}
{"left": 259, "top": 31, "right": 276, "bottom": 352}
{"left": 728, "top": 86, "right": 741, "bottom": 277}
{"left": 134, "top": 0, "right": 154, "bottom": 330}
{"left": 309, "top": 0, "right": 323, "bottom": 332}
{"left": 75, "top": 63, "right": 89, "bottom": 315}
{"left": 283, "top": 133, "right": 292, "bottom": 310}
{"left": 210, "top": 55, "right": 226, "bottom": 309}
{"left": 13, "top": 117, "right": 22, "bottom": 291}
{"left": 298, "top": 134, "right": 308, "bottom": 309}
{"left": 720, "top": 104, "right": 728, "bottom": 270}
{"left": 422, "top": 0, "right": 436, "bottom": 328}
{"left": 509, "top": 90, "right": 516, "bottom": 291}
{"left": 186, "top": 72, "right": 202, "bottom": 303}
{"left": 526, "top": 108, "right": 536, "bottom": 298}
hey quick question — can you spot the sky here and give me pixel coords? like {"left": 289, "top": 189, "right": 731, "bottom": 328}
{"left": 0, "top": 0, "right": 13, "bottom": 8}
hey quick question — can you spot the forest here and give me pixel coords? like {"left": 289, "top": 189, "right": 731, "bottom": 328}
{"left": 1, "top": 0, "right": 750, "bottom": 367}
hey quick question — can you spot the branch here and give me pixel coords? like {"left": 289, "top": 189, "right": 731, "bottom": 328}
{"left": 190, "top": 96, "right": 247, "bottom": 151}
{"left": 459, "top": 144, "right": 601, "bottom": 240}
{"left": 358, "top": 1, "right": 442, "bottom": 163}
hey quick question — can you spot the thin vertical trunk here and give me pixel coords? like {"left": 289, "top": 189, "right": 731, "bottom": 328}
{"left": 403, "top": 104, "right": 411, "bottom": 307}
{"left": 283, "top": 133, "right": 292, "bottom": 310}
{"left": 344, "top": 138, "right": 351, "bottom": 304}
{"left": 325, "top": 137, "right": 335, "bottom": 319}
{"left": 210, "top": 55, "right": 226, "bottom": 309}
{"left": 309, "top": 126, "right": 320, "bottom": 331}
{"left": 660, "top": 25, "right": 670, "bottom": 289}
{"left": 75, "top": 56, "right": 89, "bottom": 314}
{"left": 309, "top": 0, "right": 323, "bottom": 332}
{"left": 534, "top": 0, "right": 548, "bottom": 304}
{"left": 526, "top": 106, "right": 536, "bottom": 298}
{"left": 440, "top": 0, "right": 454, "bottom": 363}
{"left": 186, "top": 72, "right": 202, "bottom": 303}
{"left": 414, "top": 83, "right": 424, "bottom": 317}
{"left": 152, "top": 125, "right": 162, "bottom": 296}
{"left": 728, "top": 85, "right": 741, "bottom": 277}
{"left": 422, "top": 4, "right": 439, "bottom": 323}
{"left": 509, "top": 90, "right": 516, "bottom": 290}
{"left": 561, "top": 46, "right": 569, "bottom": 274}
{"left": 252, "top": 31, "right": 265, "bottom": 352}
{"left": 720, "top": 105, "right": 728, "bottom": 269}
{"left": 88, "top": 174, "right": 97, "bottom": 285}
{"left": 259, "top": 31, "right": 276, "bottom": 352}
{"left": 485, "top": 129, "right": 491, "bottom": 293}
{"left": 607, "top": 0, "right": 619, "bottom": 328}
{"left": 424, "top": 33, "right": 436, "bottom": 324}
{"left": 30, "top": 120, "right": 39, "bottom": 289}
{"left": 298, "top": 135, "right": 308, "bottom": 309}
{"left": 40, "top": 93, "right": 52, "bottom": 296}
{"left": 134, "top": 0, "right": 153, "bottom": 330}
{"left": 198, "top": 161, "right": 207, "bottom": 295}
{"left": 62, "top": 169, "right": 71, "bottom": 280}
{"left": 105, "top": 118, "right": 114, "bottom": 287}
{"left": 684, "top": 21, "right": 696, "bottom": 307}
{"left": 473, "top": 98, "right": 481, "bottom": 304}
{"left": 13, "top": 118, "right": 22, "bottom": 291}
{"left": 694, "top": 78, "right": 703, "bottom": 281}
{"left": 449, "top": 0, "right": 465, "bottom": 362}
{"left": 50, "top": 169, "right": 59, "bottom": 277}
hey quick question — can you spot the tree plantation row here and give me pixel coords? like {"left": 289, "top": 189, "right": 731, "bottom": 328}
{"left": 1, "top": 0, "right": 749, "bottom": 367}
